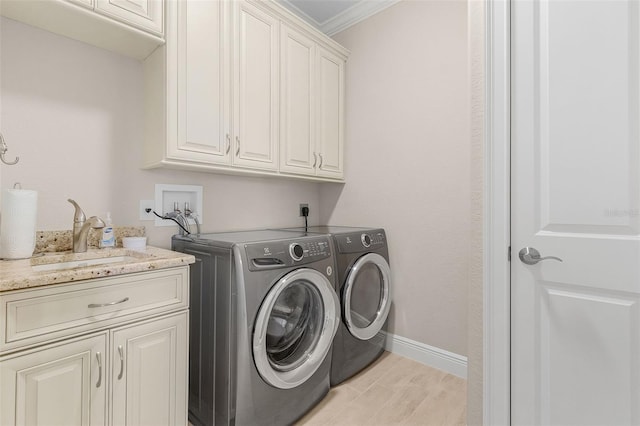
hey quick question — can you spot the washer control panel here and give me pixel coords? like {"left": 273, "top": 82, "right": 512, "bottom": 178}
{"left": 246, "top": 237, "right": 332, "bottom": 270}
{"left": 336, "top": 229, "right": 386, "bottom": 254}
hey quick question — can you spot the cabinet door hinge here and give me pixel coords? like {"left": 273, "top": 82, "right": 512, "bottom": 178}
{"left": 508, "top": 245, "right": 511, "bottom": 262}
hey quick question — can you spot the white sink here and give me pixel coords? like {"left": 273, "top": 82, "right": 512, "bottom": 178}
{"left": 32, "top": 256, "right": 137, "bottom": 272}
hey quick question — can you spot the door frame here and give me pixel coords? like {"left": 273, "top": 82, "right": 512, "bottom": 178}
{"left": 482, "top": 0, "right": 511, "bottom": 424}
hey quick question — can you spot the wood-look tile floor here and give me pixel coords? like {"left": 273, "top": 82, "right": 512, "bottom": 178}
{"left": 295, "top": 352, "right": 467, "bottom": 426}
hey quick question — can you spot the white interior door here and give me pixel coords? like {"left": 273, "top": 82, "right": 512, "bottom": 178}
{"left": 511, "top": 1, "right": 640, "bottom": 424}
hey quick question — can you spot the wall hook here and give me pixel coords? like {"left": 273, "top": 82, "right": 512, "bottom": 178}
{"left": 0, "top": 132, "right": 20, "bottom": 165}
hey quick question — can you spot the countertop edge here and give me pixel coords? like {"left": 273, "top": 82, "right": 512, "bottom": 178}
{"left": 0, "top": 246, "right": 195, "bottom": 293}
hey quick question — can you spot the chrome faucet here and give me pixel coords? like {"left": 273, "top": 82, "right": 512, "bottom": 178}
{"left": 68, "top": 199, "right": 105, "bottom": 253}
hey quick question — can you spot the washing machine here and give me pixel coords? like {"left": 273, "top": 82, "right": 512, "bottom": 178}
{"left": 171, "top": 230, "right": 340, "bottom": 426}
{"left": 279, "top": 226, "right": 392, "bottom": 386}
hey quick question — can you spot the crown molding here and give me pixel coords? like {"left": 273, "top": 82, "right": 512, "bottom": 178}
{"left": 277, "top": 0, "right": 402, "bottom": 36}
{"left": 276, "top": 0, "right": 323, "bottom": 30}
{"left": 321, "top": 0, "right": 402, "bottom": 36}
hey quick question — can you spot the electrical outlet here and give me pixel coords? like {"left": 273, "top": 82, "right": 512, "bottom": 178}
{"left": 299, "top": 203, "right": 309, "bottom": 217}
{"left": 140, "top": 200, "right": 155, "bottom": 221}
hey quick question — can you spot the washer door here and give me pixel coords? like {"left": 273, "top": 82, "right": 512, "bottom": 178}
{"left": 253, "top": 268, "right": 340, "bottom": 389}
{"left": 343, "top": 253, "right": 392, "bottom": 341}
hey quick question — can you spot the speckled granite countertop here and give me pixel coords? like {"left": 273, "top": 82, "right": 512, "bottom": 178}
{"left": 35, "top": 227, "right": 146, "bottom": 253}
{"left": 0, "top": 246, "right": 195, "bottom": 292}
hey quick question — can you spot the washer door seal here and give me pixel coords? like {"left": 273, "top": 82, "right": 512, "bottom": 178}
{"left": 253, "top": 268, "right": 339, "bottom": 389}
{"left": 343, "top": 253, "right": 392, "bottom": 341}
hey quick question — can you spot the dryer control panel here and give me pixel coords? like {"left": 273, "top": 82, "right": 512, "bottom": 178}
{"left": 246, "top": 237, "right": 332, "bottom": 271}
{"left": 336, "top": 230, "right": 387, "bottom": 254}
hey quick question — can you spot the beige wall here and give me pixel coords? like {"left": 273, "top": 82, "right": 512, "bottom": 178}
{"left": 324, "top": 0, "right": 471, "bottom": 356}
{"left": 2, "top": 5, "right": 481, "bottom": 411}
{"left": 0, "top": 17, "right": 321, "bottom": 248}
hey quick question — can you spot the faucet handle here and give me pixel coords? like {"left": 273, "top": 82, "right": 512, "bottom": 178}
{"left": 68, "top": 199, "right": 86, "bottom": 223}
{"left": 88, "top": 216, "right": 106, "bottom": 229}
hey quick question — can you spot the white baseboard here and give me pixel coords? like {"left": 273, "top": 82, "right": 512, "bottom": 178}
{"left": 384, "top": 332, "right": 468, "bottom": 379}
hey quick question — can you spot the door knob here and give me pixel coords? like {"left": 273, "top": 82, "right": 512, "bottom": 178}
{"left": 518, "top": 247, "right": 563, "bottom": 265}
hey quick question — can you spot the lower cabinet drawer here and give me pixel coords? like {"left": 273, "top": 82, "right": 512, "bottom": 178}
{"left": 0, "top": 267, "right": 188, "bottom": 354}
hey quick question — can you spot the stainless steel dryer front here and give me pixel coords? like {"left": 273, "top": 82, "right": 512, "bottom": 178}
{"left": 172, "top": 230, "right": 339, "bottom": 426}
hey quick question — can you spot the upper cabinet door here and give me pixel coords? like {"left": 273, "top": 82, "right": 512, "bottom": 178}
{"left": 279, "top": 24, "right": 316, "bottom": 175}
{"left": 316, "top": 46, "right": 345, "bottom": 179}
{"left": 233, "top": 1, "right": 279, "bottom": 171}
{"left": 66, "top": 0, "right": 94, "bottom": 9}
{"left": 169, "top": 0, "right": 231, "bottom": 166}
{"left": 95, "top": 0, "right": 163, "bottom": 36}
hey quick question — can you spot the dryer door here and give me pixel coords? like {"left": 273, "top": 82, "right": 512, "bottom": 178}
{"left": 343, "top": 253, "right": 392, "bottom": 341}
{"left": 253, "top": 268, "right": 339, "bottom": 389}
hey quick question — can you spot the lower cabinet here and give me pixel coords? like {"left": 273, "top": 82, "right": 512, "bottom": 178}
{"left": 0, "top": 333, "right": 108, "bottom": 426}
{"left": 111, "top": 312, "right": 188, "bottom": 426}
{"left": 0, "top": 312, "right": 187, "bottom": 426}
{"left": 0, "top": 264, "right": 190, "bottom": 426}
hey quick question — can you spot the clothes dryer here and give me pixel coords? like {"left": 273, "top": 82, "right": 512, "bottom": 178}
{"left": 172, "top": 230, "right": 340, "bottom": 426}
{"left": 279, "top": 226, "right": 392, "bottom": 386}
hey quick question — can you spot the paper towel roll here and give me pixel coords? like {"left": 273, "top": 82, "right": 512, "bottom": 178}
{"left": 0, "top": 189, "right": 38, "bottom": 259}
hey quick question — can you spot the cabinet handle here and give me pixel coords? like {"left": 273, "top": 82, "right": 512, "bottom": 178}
{"left": 313, "top": 152, "right": 317, "bottom": 168}
{"left": 236, "top": 136, "right": 240, "bottom": 156}
{"left": 117, "top": 345, "right": 124, "bottom": 380}
{"left": 96, "top": 352, "right": 102, "bottom": 388}
{"left": 88, "top": 297, "right": 129, "bottom": 309}
{"left": 318, "top": 153, "right": 323, "bottom": 168}
{"left": 225, "top": 134, "right": 231, "bottom": 154}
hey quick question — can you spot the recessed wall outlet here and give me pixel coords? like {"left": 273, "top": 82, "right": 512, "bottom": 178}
{"left": 140, "top": 200, "right": 155, "bottom": 221}
{"left": 154, "top": 184, "right": 204, "bottom": 227}
{"left": 299, "top": 203, "right": 309, "bottom": 216}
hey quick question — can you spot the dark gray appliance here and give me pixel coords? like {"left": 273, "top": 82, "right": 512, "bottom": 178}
{"left": 279, "top": 226, "right": 392, "bottom": 386}
{"left": 172, "top": 230, "right": 339, "bottom": 426}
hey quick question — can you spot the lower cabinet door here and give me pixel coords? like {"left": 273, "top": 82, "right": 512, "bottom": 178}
{"left": 0, "top": 332, "right": 108, "bottom": 426}
{"left": 110, "top": 312, "right": 188, "bottom": 426}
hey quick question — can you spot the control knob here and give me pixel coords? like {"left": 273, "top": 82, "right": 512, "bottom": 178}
{"left": 361, "top": 234, "right": 371, "bottom": 248}
{"left": 289, "top": 243, "right": 304, "bottom": 261}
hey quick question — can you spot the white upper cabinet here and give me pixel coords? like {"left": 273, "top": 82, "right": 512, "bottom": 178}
{"left": 67, "top": 0, "right": 94, "bottom": 9}
{"left": 233, "top": 1, "right": 279, "bottom": 171}
{"left": 147, "top": 0, "right": 277, "bottom": 172}
{"left": 95, "top": 0, "right": 163, "bottom": 36}
{"left": 165, "top": 0, "right": 231, "bottom": 167}
{"left": 279, "top": 24, "right": 345, "bottom": 179}
{"left": 316, "top": 46, "right": 345, "bottom": 179}
{"left": 280, "top": 24, "right": 316, "bottom": 175}
{"left": 144, "top": 0, "right": 348, "bottom": 181}
{"left": 0, "top": 0, "right": 164, "bottom": 60}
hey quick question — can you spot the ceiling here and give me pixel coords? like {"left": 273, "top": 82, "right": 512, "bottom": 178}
{"left": 277, "top": 0, "right": 400, "bottom": 36}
